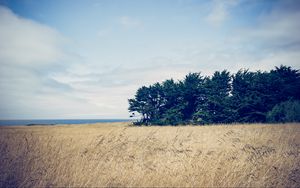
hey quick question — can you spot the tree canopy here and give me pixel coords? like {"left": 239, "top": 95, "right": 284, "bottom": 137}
{"left": 128, "top": 65, "right": 300, "bottom": 125}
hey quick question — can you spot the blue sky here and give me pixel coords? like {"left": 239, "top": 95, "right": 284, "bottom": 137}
{"left": 0, "top": 0, "right": 299, "bottom": 119}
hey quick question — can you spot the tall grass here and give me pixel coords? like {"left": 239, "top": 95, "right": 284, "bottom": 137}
{"left": 0, "top": 123, "right": 299, "bottom": 187}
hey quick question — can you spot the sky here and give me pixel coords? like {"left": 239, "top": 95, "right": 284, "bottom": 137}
{"left": 0, "top": 0, "right": 300, "bottom": 119}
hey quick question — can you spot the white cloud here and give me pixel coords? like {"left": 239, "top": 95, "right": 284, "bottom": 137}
{"left": 200, "top": 0, "right": 300, "bottom": 73}
{"left": 97, "top": 28, "right": 111, "bottom": 37}
{"left": 0, "top": 6, "right": 65, "bottom": 67}
{"left": 0, "top": 6, "right": 147, "bottom": 119}
{"left": 0, "top": 6, "right": 78, "bottom": 119}
{"left": 242, "top": 8, "right": 300, "bottom": 48}
{"left": 119, "top": 16, "right": 141, "bottom": 28}
{"left": 206, "top": 0, "right": 239, "bottom": 27}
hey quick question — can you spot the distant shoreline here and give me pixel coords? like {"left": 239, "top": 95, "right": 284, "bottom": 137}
{"left": 26, "top": 123, "right": 55, "bottom": 126}
{"left": 0, "top": 119, "right": 131, "bottom": 126}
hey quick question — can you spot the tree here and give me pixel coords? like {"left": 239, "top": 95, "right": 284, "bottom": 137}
{"left": 128, "top": 65, "right": 300, "bottom": 125}
{"left": 230, "top": 70, "right": 269, "bottom": 122}
{"left": 267, "top": 100, "right": 300, "bottom": 123}
{"left": 160, "top": 79, "right": 185, "bottom": 125}
{"left": 128, "top": 83, "right": 165, "bottom": 125}
{"left": 128, "top": 86, "right": 152, "bottom": 125}
{"left": 194, "top": 70, "right": 233, "bottom": 124}
{"left": 180, "top": 73, "right": 205, "bottom": 121}
{"left": 269, "top": 65, "right": 300, "bottom": 103}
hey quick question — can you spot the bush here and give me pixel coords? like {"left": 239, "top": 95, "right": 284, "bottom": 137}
{"left": 267, "top": 100, "right": 300, "bottom": 123}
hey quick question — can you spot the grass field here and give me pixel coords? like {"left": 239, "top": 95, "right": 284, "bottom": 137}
{"left": 0, "top": 123, "right": 299, "bottom": 187}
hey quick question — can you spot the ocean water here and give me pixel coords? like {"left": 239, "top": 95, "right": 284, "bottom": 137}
{"left": 0, "top": 119, "right": 131, "bottom": 126}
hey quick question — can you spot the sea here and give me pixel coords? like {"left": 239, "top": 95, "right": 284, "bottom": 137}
{"left": 0, "top": 119, "right": 131, "bottom": 126}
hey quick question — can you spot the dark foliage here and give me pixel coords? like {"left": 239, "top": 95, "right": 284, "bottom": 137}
{"left": 128, "top": 65, "right": 300, "bottom": 125}
{"left": 267, "top": 100, "right": 300, "bottom": 123}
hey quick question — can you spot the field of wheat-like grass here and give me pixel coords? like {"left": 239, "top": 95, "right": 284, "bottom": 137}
{"left": 0, "top": 123, "right": 299, "bottom": 187}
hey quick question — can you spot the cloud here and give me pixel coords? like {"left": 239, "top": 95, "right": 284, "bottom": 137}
{"left": 119, "top": 16, "right": 141, "bottom": 28}
{"left": 229, "top": 0, "right": 300, "bottom": 57}
{"left": 97, "top": 28, "right": 110, "bottom": 37}
{"left": 205, "top": 0, "right": 239, "bottom": 27}
{"left": 0, "top": 7, "right": 146, "bottom": 119}
{"left": 0, "top": 6, "right": 65, "bottom": 67}
{"left": 0, "top": 6, "right": 78, "bottom": 119}
{"left": 197, "top": 0, "right": 300, "bottom": 73}
{"left": 246, "top": 4, "right": 300, "bottom": 48}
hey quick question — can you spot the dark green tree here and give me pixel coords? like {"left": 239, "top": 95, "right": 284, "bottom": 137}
{"left": 160, "top": 79, "right": 185, "bottom": 125}
{"left": 128, "top": 86, "right": 152, "bottom": 125}
{"left": 231, "top": 70, "right": 268, "bottom": 122}
{"left": 194, "top": 70, "right": 233, "bottom": 124}
{"left": 180, "top": 73, "right": 205, "bottom": 122}
{"left": 128, "top": 83, "right": 165, "bottom": 125}
{"left": 269, "top": 65, "right": 300, "bottom": 103}
{"left": 267, "top": 100, "right": 300, "bottom": 123}
{"left": 128, "top": 65, "right": 300, "bottom": 125}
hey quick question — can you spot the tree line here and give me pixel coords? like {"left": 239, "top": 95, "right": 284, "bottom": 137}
{"left": 128, "top": 65, "right": 300, "bottom": 125}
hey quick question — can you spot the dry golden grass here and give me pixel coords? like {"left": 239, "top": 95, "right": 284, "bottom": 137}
{"left": 0, "top": 122, "right": 299, "bottom": 187}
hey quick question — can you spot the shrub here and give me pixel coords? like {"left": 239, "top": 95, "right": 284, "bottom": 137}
{"left": 267, "top": 100, "right": 300, "bottom": 123}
